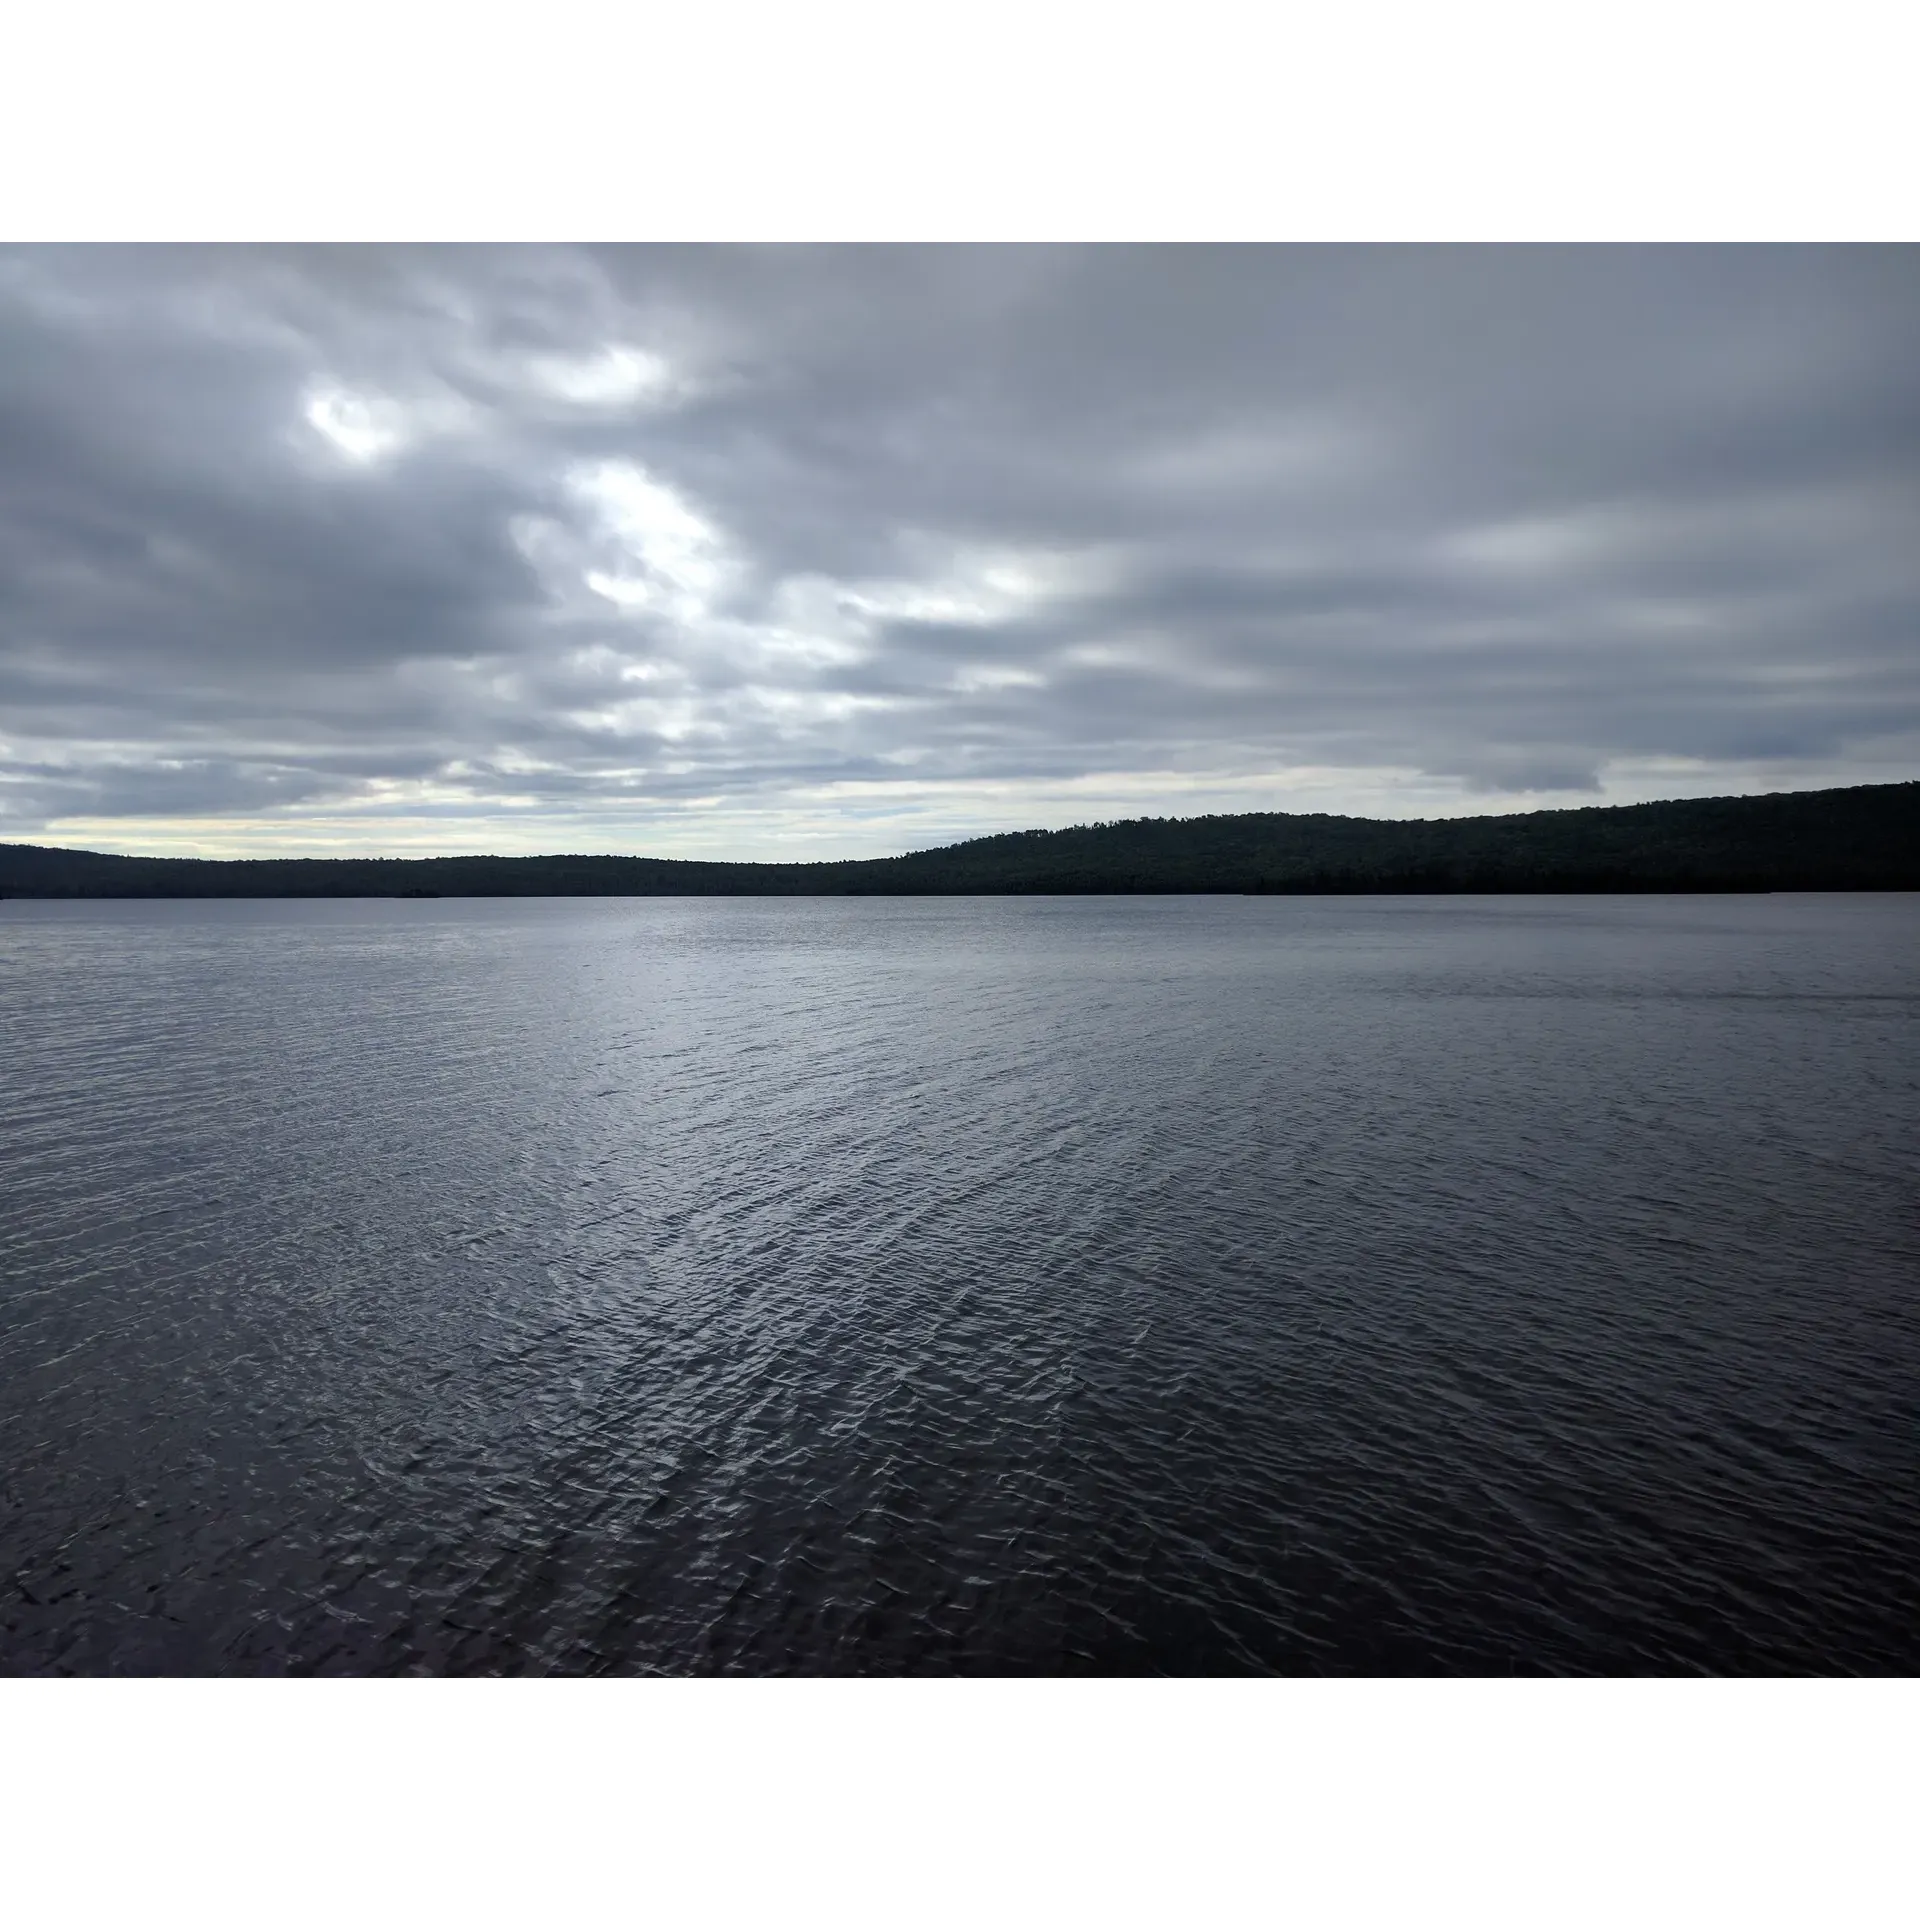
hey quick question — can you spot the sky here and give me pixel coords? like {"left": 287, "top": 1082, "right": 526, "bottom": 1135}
{"left": 2, "top": 244, "right": 1915, "bottom": 861}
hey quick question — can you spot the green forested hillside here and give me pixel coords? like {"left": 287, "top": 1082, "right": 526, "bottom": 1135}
{"left": 2, "top": 782, "right": 1915, "bottom": 898}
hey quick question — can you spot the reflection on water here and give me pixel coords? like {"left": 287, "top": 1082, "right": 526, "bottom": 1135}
{"left": 2, "top": 893, "right": 1916, "bottom": 1673}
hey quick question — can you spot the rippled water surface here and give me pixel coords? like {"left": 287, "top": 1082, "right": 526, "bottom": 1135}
{"left": 3, "top": 894, "right": 1917, "bottom": 1674}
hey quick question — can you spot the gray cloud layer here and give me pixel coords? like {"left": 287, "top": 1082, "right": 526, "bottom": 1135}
{"left": 2, "top": 245, "right": 1915, "bottom": 855}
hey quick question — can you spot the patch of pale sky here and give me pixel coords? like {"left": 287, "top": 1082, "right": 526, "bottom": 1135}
{"left": 42, "top": 747, "right": 1920, "bottom": 865}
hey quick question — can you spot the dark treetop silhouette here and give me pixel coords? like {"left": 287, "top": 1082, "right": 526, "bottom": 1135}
{"left": 2, "top": 782, "right": 1915, "bottom": 900}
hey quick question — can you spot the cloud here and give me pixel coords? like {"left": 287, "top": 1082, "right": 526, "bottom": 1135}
{"left": 0, "top": 244, "right": 1915, "bottom": 857}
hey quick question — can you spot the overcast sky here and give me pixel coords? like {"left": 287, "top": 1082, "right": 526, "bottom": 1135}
{"left": 2, "top": 244, "right": 1914, "bottom": 859}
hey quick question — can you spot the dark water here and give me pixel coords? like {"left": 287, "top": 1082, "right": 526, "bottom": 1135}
{"left": 2, "top": 893, "right": 1916, "bottom": 1675}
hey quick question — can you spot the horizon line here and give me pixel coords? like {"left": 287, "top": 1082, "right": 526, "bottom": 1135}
{"left": 7, "top": 777, "right": 1915, "bottom": 870}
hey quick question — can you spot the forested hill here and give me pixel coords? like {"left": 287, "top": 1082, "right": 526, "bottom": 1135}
{"left": 2, "top": 781, "right": 1916, "bottom": 898}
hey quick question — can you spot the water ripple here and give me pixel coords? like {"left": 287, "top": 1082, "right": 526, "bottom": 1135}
{"left": 1, "top": 893, "right": 1916, "bottom": 1673}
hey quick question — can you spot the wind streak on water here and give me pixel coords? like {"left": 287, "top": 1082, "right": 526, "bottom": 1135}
{"left": 1, "top": 894, "right": 1916, "bottom": 1674}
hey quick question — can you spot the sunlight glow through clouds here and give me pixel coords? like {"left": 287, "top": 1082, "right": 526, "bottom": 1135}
{"left": 567, "top": 459, "right": 728, "bottom": 616}
{"left": 844, "top": 540, "right": 1115, "bottom": 627}
{"left": 303, "top": 389, "right": 403, "bottom": 462}
{"left": 528, "top": 344, "right": 678, "bottom": 407}
{"left": 531, "top": 472, "right": 1100, "bottom": 692}
{"left": 302, "top": 380, "right": 483, "bottom": 464}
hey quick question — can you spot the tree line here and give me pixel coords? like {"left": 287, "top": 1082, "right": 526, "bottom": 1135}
{"left": 2, "top": 781, "right": 1915, "bottom": 898}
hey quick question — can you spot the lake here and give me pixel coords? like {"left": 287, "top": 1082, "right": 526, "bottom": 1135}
{"left": 2, "top": 893, "right": 1915, "bottom": 1673}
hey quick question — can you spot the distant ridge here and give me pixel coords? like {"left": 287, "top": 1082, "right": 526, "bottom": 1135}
{"left": 2, "top": 782, "right": 1916, "bottom": 898}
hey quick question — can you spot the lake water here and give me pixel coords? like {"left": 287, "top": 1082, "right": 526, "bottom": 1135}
{"left": 2, "top": 893, "right": 1915, "bottom": 1674}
